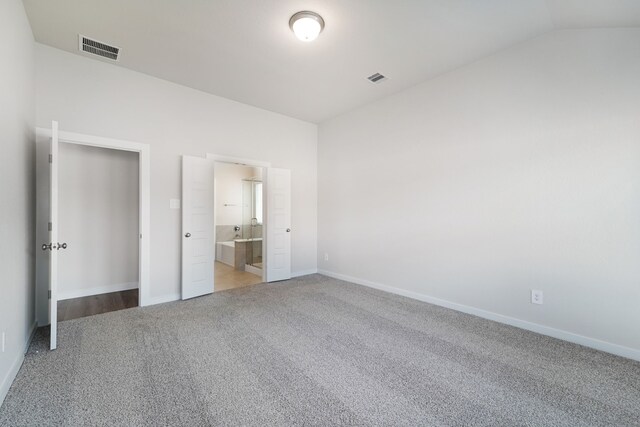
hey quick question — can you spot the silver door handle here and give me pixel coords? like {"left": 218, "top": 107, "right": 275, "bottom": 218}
{"left": 59, "top": 243, "right": 67, "bottom": 249}
{"left": 286, "top": 228, "right": 291, "bottom": 232}
{"left": 185, "top": 232, "right": 191, "bottom": 238}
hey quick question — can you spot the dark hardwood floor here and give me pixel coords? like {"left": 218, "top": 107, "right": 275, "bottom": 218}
{"left": 57, "top": 289, "right": 139, "bottom": 322}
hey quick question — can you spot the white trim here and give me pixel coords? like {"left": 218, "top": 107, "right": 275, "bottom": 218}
{"left": 292, "top": 268, "right": 318, "bottom": 278}
{"left": 36, "top": 127, "right": 151, "bottom": 308}
{"left": 0, "top": 321, "right": 37, "bottom": 406}
{"left": 58, "top": 282, "right": 139, "bottom": 301}
{"left": 149, "top": 293, "right": 181, "bottom": 306}
{"left": 38, "top": 128, "right": 147, "bottom": 152}
{"left": 206, "top": 153, "right": 271, "bottom": 168}
{"left": 318, "top": 269, "right": 640, "bottom": 362}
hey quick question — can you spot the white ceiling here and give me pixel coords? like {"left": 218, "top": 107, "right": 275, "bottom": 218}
{"left": 23, "top": 0, "right": 640, "bottom": 123}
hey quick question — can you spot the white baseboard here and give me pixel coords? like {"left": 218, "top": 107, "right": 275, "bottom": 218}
{"left": 292, "top": 268, "right": 318, "bottom": 278}
{"left": 0, "top": 320, "right": 37, "bottom": 406}
{"left": 58, "top": 282, "right": 139, "bottom": 301}
{"left": 318, "top": 269, "right": 640, "bottom": 362}
{"left": 149, "top": 293, "right": 181, "bottom": 306}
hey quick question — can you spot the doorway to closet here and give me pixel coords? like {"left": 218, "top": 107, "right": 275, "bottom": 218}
{"left": 55, "top": 142, "right": 139, "bottom": 320}
{"left": 36, "top": 123, "right": 151, "bottom": 350}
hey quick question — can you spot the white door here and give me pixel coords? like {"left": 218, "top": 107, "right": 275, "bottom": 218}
{"left": 266, "top": 168, "right": 291, "bottom": 282}
{"left": 181, "top": 156, "right": 215, "bottom": 299}
{"left": 48, "top": 121, "right": 60, "bottom": 350}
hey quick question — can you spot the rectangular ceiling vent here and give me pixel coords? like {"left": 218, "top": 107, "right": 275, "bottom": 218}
{"left": 78, "top": 35, "right": 120, "bottom": 61}
{"left": 367, "top": 72, "right": 387, "bottom": 83}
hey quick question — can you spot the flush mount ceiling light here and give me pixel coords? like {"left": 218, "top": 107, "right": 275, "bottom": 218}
{"left": 289, "top": 11, "right": 325, "bottom": 42}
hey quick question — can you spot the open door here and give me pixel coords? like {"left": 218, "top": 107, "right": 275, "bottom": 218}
{"left": 181, "top": 156, "right": 215, "bottom": 299}
{"left": 47, "top": 121, "right": 59, "bottom": 350}
{"left": 266, "top": 168, "right": 291, "bottom": 282}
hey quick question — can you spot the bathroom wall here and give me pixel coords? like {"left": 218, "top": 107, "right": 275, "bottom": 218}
{"left": 215, "top": 162, "right": 262, "bottom": 242}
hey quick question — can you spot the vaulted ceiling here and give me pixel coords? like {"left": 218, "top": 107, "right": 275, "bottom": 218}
{"left": 23, "top": 0, "right": 640, "bottom": 123}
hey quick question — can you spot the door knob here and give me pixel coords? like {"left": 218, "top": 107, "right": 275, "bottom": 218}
{"left": 42, "top": 242, "right": 67, "bottom": 250}
{"left": 286, "top": 228, "right": 291, "bottom": 233}
{"left": 185, "top": 232, "right": 191, "bottom": 238}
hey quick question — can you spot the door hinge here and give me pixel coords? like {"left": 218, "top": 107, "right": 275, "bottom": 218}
{"left": 48, "top": 290, "right": 51, "bottom": 299}
{"left": 48, "top": 222, "right": 52, "bottom": 231}
{"left": 49, "top": 154, "right": 52, "bottom": 163}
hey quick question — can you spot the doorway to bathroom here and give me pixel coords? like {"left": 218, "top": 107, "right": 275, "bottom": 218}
{"left": 181, "top": 153, "right": 292, "bottom": 300}
{"left": 213, "top": 162, "right": 264, "bottom": 291}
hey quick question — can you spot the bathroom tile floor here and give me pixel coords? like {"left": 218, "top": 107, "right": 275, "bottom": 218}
{"left": 214, "top": 261, "right": 263, "bottom": 291}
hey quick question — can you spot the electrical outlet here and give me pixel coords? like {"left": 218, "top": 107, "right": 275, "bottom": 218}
{"left": 324, "top": 253, "right": 329, "bottom": 261}
{"left": 531, "top": 289, "right": 543, "bottom": 305}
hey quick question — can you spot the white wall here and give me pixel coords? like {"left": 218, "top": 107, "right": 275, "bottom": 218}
{"left": 0, "top": 0, "right": 35, "bottom": 404}
{"left": 58, "top": 143, "right": 139, "bottom": 300}
{"left": 215, "top": 163, "right": 260, "bottom": 226}
{"left": 36, "top": 44, "right": 318, "bottom": 303}
{"left": 318, "top": 29, "right": 640, "bottom": 357}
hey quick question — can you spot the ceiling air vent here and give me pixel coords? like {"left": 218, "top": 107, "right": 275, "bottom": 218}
{"left": 78, "top": 35, "right": 120, "bottom": 61}
{"left": 367, "top": 72, "right": 387, "bottom": 83}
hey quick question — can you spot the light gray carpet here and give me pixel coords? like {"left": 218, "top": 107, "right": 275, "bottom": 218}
{"left": 1, "top": 274, "right": 639, "bottom": 426}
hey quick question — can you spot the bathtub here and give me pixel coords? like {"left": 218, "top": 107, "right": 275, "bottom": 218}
{"left": 216, "top": 239, "right": 263, "bottom": 269}
{"left": 216, "top": 241, "right": 235, "bottom": 267}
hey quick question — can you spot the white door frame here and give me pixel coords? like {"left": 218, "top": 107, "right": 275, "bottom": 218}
{"left": 36, "top": 127, "right": 151, "bottom": 307}
{"left": 206, "top": 153, "right": 271, "bottom": 283}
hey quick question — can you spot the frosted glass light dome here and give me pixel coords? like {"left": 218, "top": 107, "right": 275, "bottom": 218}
{"left": 289, "top": 11, "right": 325, "bottom": 42}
